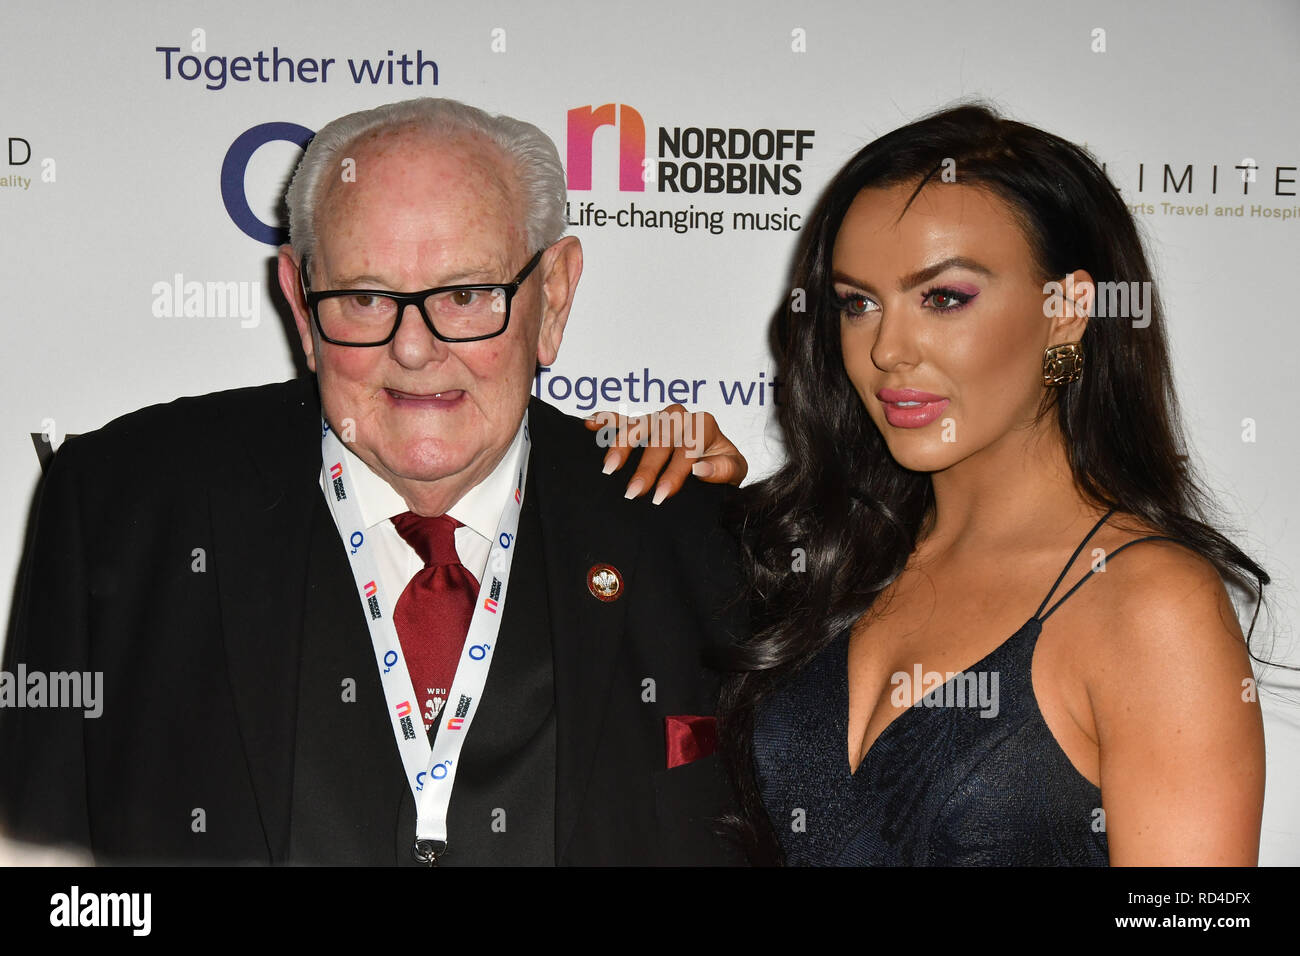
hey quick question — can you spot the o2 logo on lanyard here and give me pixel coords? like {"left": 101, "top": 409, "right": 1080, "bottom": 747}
{"left": 416, "top": 760, "right": 454, "bottom": 790}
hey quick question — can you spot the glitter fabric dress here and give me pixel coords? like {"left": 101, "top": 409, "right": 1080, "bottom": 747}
{"left": 754, "top": 510, "right": 1178, "bottom": 865}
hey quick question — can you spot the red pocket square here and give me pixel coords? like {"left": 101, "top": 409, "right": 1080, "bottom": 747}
{"left": 664, "top": 715, "right": 717, "bottom": 768}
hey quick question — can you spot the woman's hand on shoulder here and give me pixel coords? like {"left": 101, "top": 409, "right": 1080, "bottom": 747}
{"left": 584, "top": 404, "right": 748, "bottom": 504}
{"left": 1090, "top": 541, "right": 1265, "bottom": 865}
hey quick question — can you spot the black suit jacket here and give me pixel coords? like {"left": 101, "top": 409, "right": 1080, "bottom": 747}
{"left": 0, "top": 376, "right": 746, "bottom": 865}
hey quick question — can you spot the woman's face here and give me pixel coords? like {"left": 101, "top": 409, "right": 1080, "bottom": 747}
{"left": 831, "top": 180, "right": 1075, "bottom": 474}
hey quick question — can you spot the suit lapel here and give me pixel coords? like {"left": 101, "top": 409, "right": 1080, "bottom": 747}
{"left": 208, "top": 376, "right": 323, "bottom": 862}
{"left": 520, "top": 398, "right": 645, "bottom": 862}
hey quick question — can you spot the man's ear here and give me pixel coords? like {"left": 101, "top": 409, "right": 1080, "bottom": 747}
{"left": 277, "top": 244, "right": 316, "bottom": 373}
{"left": 535, "top": 236, "right": 583, "bottom": 367}
{"left": 1049, "top": 268, "right": 1093, "bottom": 346}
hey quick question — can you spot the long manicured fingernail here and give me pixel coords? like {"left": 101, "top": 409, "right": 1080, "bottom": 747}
{"left": 624, "top": 477, "right": 644, "bottom": 499}
{"left": 602, "top": 454, "right": 618, "bottom": 475}
{"left": 691, "top": 460, "right": 715, "bottom": 478}
{"left": 652, "top": 483, "right": 669, "bottom": 506}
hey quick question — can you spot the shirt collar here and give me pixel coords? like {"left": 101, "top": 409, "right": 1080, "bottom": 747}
{"left": 343, "top": 417, "right": 527, "bottom": 541}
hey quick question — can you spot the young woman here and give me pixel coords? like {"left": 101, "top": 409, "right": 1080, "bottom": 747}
{"left": 715, "top": 103, "right": 1269, "bottom": 866}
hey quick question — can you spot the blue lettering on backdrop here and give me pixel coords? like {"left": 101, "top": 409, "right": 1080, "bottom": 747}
{"left": 221, "top": 122, "right": 315, "bottom": 245}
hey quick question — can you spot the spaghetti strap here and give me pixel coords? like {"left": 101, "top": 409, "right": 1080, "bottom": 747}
{"left": 1037, "top": 532, "right": 1186, "bottom": 623}
{"left": 1032, "top": 508, "right": 1115, "bottom": 620}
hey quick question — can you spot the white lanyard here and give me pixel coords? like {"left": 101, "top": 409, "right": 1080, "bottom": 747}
{"left": 320, "top": 415, "right": 529, "bottom": 864}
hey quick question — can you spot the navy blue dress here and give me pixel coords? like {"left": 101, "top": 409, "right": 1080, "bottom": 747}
{"left": 753, "top": 509, "right": 1178, "bottom": 865}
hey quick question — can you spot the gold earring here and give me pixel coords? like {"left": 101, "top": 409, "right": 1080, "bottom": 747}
{"left": 1042, "top": 342, "right": 1083, "bottom": 386}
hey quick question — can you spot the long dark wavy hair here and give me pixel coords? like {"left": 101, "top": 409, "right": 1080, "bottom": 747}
{"left": 717, "top": 102, "right": 1273, "bottom": 865}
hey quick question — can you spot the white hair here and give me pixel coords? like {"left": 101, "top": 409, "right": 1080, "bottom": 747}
{"left": 285, "top": 97, "right": 567, "bottom": 266}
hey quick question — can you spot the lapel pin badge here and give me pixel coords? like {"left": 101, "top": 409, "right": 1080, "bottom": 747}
{"left": 587, "top": 563, "right": 623, "bottom": 602}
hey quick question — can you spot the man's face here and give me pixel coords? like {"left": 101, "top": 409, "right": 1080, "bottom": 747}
{"left": 279, "top": 128, "right": 580, "bottom": 513}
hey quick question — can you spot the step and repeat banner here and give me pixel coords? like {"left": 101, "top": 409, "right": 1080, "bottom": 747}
{"left": 3, "top": 0, "right": 1299, "bottom": 863}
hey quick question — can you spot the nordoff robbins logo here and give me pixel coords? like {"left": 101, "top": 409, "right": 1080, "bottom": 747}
{"left": 890, "top": 666, "right": 999, "bottom": 718}
{"left": 0, "top": 665, "right": 102, "bottom": 718}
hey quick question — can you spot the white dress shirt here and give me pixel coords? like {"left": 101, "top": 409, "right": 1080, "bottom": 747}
{"left": 318, "top": 420, "right": 528, "bottom": 596}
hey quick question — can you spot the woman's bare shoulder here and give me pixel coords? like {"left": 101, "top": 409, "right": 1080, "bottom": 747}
{"left": 1076, "top": 515, "right": 1265, "bottom": 864}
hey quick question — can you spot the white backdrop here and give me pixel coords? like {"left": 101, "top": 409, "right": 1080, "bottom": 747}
{"left": 3, "top": 0, "right": 1298, "bottom": 863}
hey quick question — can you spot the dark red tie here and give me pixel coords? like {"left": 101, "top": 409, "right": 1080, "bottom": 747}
{"left": 391, "top": 513, "right": 479, "bottom": 730}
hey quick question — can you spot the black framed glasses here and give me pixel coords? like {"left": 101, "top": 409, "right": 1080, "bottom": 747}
{"left": 298, "top": 248, "right": 545, "bottom": 346}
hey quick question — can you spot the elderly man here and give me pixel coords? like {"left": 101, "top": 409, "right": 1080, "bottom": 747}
{"left": 0, "top": 97, "right": 746, "bottom": 865}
